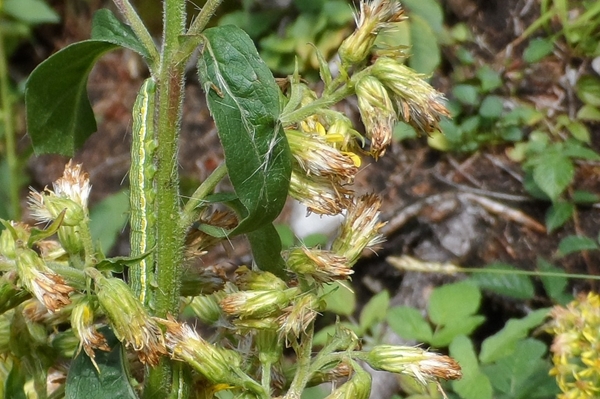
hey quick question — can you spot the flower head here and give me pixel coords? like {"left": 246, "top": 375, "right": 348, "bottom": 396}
{"left": 277, "top": 293, "right": 322, "bottom": 340}
{"left": 331, "top": 194, "right": 386, "bottom": 266}
{"left": 325, "top": 359, "right": 372, "bottom": 399}
{"left": 356, "top": 76, "right": 397, "bottom": 158}
{"left": 286, "top": 247, "right": 353, "bottom": 283}
{"left": 365, "top": 345, "right": 462, "bottom": 385}
{"left": 71, "top": 298, "right": 110, "bottom": 370}
{"left": 549, "top": 292, "right": 600, "bottom": 398}
{"left": 289, "top": 171, "right": 353, "bottom": 215}
{"left": 372, "top": 57, "right": 450, "bottom": 135}
{"left": 15, "top": 245, "right": 73, "bottom": 312}
{"left": 91, "top": 271, "right": 166, "bottom": 365}
{"left": 339, "top": 0, "right": 406, "bottom": 65}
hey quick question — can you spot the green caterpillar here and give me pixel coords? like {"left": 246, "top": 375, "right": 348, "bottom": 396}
{"left": 129, "top": 78, "right": 157, "bottom": 306}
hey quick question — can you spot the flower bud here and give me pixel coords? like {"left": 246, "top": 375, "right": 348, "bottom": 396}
{"left": 234, "top": 267, "right": 288, "bottom": 291}
{"left": 289, "top": 171, "right": 353, "bottom": 215}
{"left": 356, "top": 76, "right": 397, "bottom": 158}
{"left": 71, "top": 297, "right": 110, "bottom": 368}
{"left": 15, "top": 245, "right": 73, "bottom": 313}
{"left": 339, "top": 0, "right": 406, "bottom": 65}
{"left": 287, "top": 247, "right": 352, "bottom": 283}
{"left": 278, "top": 293, "right": 322, "bottom": 340}
{"left": 331, "top": 194, "right": 386, "bottom": 267}
{"left": 371, "top": 57, "right": 450, "bottom": 135}
{"left": 324, "top": 359, "right": 371, "bottom": 399}
{"left": 188, "top": 294, "right": 223, "bottom": 325}
{"left": 365, "top": 345, "right": 462, "bottom": 385}
{"left": 220, "top": 287, "right": 301, "bottom": 319}
{"left": 91, "top": 271, "right": 166, "bottom": 365}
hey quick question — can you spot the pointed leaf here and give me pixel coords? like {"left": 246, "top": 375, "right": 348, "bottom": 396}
{"left": 4, "top": 0, "right": 59, "bottom": 25}
{"left": 197, "top": 25, "right": 292, "bottom": 236}
{"left": 428, "top": 281, "right": 481, "bottom": 325}
{"left": 545, "top": 201, "right": 573, "bottom": 233}
{"left": 557, "top": 235, "right": 598, "bottom": 257}
{"left": 91, "top": 9, "right": 151, "bottom": 60}
{"left": 359, "top": 290, "right": 390, "bottom": 333}
{"left": 479, "top": 308, "right": 549, "bottom": 364}
{"left": 28, "top": 209, "right": 65, "bottom": 246}
{"left": 387, "top": 306, "right": 433, "bottom": 342}
{"left": 469, "top": 263, "right": 535, "bottom": 300}
{"left": 246, "top": 224, "right": 287, "bottom": 279}
{"left": 66, "top": 327, "right": 137, "bottom": 399}
{"left": 532, "top": 154, "right": 574, "bottom": 201}
{"left": 26, "top": 40, "right": 118, "bottom": 155}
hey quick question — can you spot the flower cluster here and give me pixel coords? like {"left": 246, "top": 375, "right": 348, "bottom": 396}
{"left": 549, "top": 292, "right": 600, "bottom": 398}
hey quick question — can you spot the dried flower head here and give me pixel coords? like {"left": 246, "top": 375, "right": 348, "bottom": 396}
{"left": 339, "top": 0, "right": 406, "bottom": 65}
{"left": 220, "top": 287, "right": 300, "bottom": 319}
{"left": 92, "top": 271, "right": 166, "bottom": 365}
{"left": 286, "top": 129, "right": 358, "bottom": 182}
{"left": 15, "top": 245, "right": 73, "bottom": 312}
{"left": 162, "top": 317, "right": 264, "bottom": 394}
{"left": 331, "top": 194, "right": 386, "bottom": 266}
{"left": 372, "top": 57, "right": 450, "bottom": 135}
{"left": 356, "top": 76, "right": 397, "bottom": 158}
{"left": 365, "top": 345, "right": 462, "bottom": 385}
{"left": 28, "top": 161, "right": 90, "bottom": 226}
{"left": 549, "top": 292, "right": 600, "bottom": 398}
{"left": 325, "top": 359, "right": 372, "bottom": 399}
{"left": 71, "top": 298, "right": 110, "bottom": 371}
{"left": 286, "top": 247, "right": 353, "bottom": 283}
{"left": 277, "top": 293, "right": 322, "bottom": 340}
{"left": 289, "top": 171, "right": 353, "bottom": 215}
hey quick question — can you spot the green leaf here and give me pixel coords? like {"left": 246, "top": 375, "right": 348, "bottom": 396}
{"left": 476, "top": 66, "right": 503, "bottom": 92}
{"left": 565, "top": 121, "right": 591, "bottom": 143}
{"left": 28, "top": 210, "right": 65, "bottom": 246}
{"left": 576, "top": 75, "right": 600, "bottom": 107}
{"left": 469, "top": 263, "right": 535, "bottom": 300}
{"left": 4, "top": 0, "right": 59, "bottom": 25}
{"left": 572, "top": 190, "right": 599, "bottom": 204}
{"left": 430, "top": 315, "right": 486, "bottom": 347}
{"left": 402, "top": 0, "right": 444, "bottom": 33}
{"left": 523, "top": 38, "right": 554, "bottom": 63}
{"left": 561, "top": 141, "right": 600, "bottom": 160}
{"left": 359, "top": 290, "right": 390, "bottom": 333}
{"left": 65, "top": 327, "right": 137, "bottom": 399}
{"left": 479, "top": 95, "right": 503, "bottom": 118}
{"left": 453, "top": 84, "right": 479, "bottom": 106}
{"left": 5, "top": 362, "right": 27, "bottom": 399}
{"left": 450, "top": 336, "right": 493, "bottom": 399}
{"left": 96, "top": 252, "right": 152, "bottom": 273}
{"left": 407, "top": 15, "right": 440, "bottom": 74}
{"left": 479, "top": 308, "right": 549, "bottom": 364}
{"left": 90, "top": 191, "right": 129, "bottom": 254}
{"left": 428, "top": 281, "right": 481, "bottom": 326}
{"left": 532, "top": 153, "right": 574, "bottom": 201}
{"left": 577, "top": 104, "right": 600, "bottom": 121}
{"left": 91, "top": 9, "right": 151, "bottom": 60}
{"left": 323, "top": 281, "right": 355, "bottom": 316}
{"left": 274, "top": 223, "right": 294, "bottom": 249}
{"left": 482, "top": 338, "right": 556, "bottom": 399}
{"left": 25, "top": 40, "right": 118, "bottom": 155}
{"left": 246, "top": 224, "right": 287, "bottom": 278}
{"left": 537, "top": 258, "right": 571, "bottom": 305}
{"left": 557, "top": 235, "right": 599, "bottom": 256}
{"left": 545, "top": 201, "right": 574, "bottom": 233}
{"left": 386, "top": 306, "right": 433, "bottom": 342}
{"left": 198, "top": 25, "right": 292, "bottom": 236}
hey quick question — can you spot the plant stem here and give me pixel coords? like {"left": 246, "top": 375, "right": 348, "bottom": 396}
{"left": 0, "top": 31, "right": 20, "bottom": 220}
{"left": 113, "top": 0, "right": 160, "bottom": 72}
{"left": 180, "top": 162, "right": 227, "bottom": 229}
{"left": 284, "top": 323, "right": 315, "bottom": 399}
{"left": 176, "top": 0, "right": 225, "bottom": 65}
{"left": 144, "top": 0, "right": 187, "bottom": 395}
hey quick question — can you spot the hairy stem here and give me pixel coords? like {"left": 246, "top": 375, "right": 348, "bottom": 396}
{"left": 180, "top": 163, "right": 227, "bottom": 229}
{"left": 113, "top": 0, "right": 160, "bottom": 72}
{"left": 0, "top": 32, "right": 20, "bottom": 220}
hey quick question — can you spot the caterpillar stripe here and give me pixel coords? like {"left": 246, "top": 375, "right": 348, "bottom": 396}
{"left": 129, "top": 78, "right": 157, "bottom": 306}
